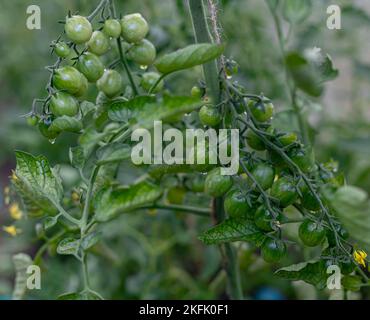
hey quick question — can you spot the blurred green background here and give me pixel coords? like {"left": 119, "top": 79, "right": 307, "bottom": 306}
{"left": 0, "top": 0, "right": 369, "bottom": 299}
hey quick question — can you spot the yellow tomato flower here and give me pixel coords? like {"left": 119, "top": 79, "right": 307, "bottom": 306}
{"left": 9, "top": 203, "right": 23, "bottom": 220}
{"left": 353, "top": 250, "right": 367, "bottom": 268}
{"left": 3, "top": 225, "right": 21, "bottom": 237}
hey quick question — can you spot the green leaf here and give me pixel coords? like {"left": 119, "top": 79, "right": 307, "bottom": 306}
{"left": 49, "top": 116, "right": 83, "bottom": 133}
{"left": 154, "top": 43, "right": 224, "bottom": 74}
{"left": 148, "top": 164, "right": 194, "bottom": 180}
{"left": 78, "top": 127, "right": 111, "bottom": 159}
{"left": 199, "top": 217, "right": 265, "bottom": 246}
{"left": 81, "top": 231, "right": 101, "bottom": 250}
{"left": 108, "top": 95, "right": 204, "bottom": 130}
{"left": 58, "top": 290, "right": 103, "bottom": 300}
{"left": 342, "top": 275, "right": 363, "bottom": 292}
{"left": 57, "top": 238, "right": 80, "bottom": 256}
{"left": 324, "top": 186, "right": 370, "bottom": 250}
{"left": 282, "top": 0, "right": 312, "bottom": 24}
{"left": 12, "top": 151, "right": 63, "bottom": 217}
{"left": 275, "top": 260, "right": 328, "bottom": 289}
{"left": 43, "top": 216, "right": 59, "bottom": 230}
{"left": 96, "top": 142, "right": 131, "bottom": 165}
{"left": 69, "top": 146, "right": 85, "bottom": 169}
{"left": 94, "top": 181, "right": 163, "bottom": 222}
{"left": 318, "top": 54, "right": 339, "bottom": 82}
{"left": 12, "top": 253, "right": 33, "bottom": 300}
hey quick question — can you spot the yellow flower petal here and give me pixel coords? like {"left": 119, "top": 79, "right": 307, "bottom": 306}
{"left": 3, "top": 225, "right": 20, "bottom": 237}
{"left": 354, "top": 250, "right": 367, "bottom": 268}
{"left": 9, "top": 203, "right": 23, "bottom": 220}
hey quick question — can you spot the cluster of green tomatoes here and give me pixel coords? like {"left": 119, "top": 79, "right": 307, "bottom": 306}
{"left": 27, "top": 13, "right": 163, "bottom": 139}
{"left": 188, "top": 96, "right": 351, "bottom": 267}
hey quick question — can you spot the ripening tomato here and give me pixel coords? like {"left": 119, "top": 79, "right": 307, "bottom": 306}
{"left": 205, "top": 167, "right": 233, "bottom": 197}
{"left": 261, "top": 238, "right": 287, "bottom": 263}
{"left": 128, "top": 39, "right": 156, "bottom": 66}
{"left": 270, "top": 176, "right": 298, "bottom": 207}
{"left": 65, "top": 15, "right": 92, "bottom": 44}
{"left": 251, "top": 163, "right": 275, "bottom": 190}
{"left": 53, "top": 66, "right": 83, "bottom": 95}
{"left": 298, "top": 219, "right": 326, "bottom": 247}
{"left": 248, "top": 100, "right": 274, "bottom": 122}
{"left": 87, "top": 31, "right": 110, "bottom": 56}
{"left": 77, "top": 52, "right": 105, "bottom": 82}
{"left": 103, "top": 19, "right": 122, "bottom": 38}
{"left": 96, "top": 69, "right": 123, "bottom": 98}
{"left": 199, "top": 105, "right": 222, "bottom": 127}
{"left": 140, "top": 72, "right": 163, "bottom": 93}
{"left": 50, "top": 92, "right": 79, "bottom": 117}
{"left": 224, "top": 189, "right": 254, "bottom": 218}
{"left": 121, "top": 13, "right": 149, "bottom": 44}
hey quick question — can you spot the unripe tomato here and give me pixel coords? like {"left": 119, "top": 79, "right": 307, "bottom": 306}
{"left": 205, "top": 167, "right": 233, "bottom": 197}
{"left": 248, "top": 100, "right": 274, "bottom": 122}
{"left": 103, "top": 19, "right": 122, "bottom": 38}
{"left": 53, "top": 66, "right": 83, "bottom": 95}
{"left": 74, "top": 73, "right": 89, "bottom": 97}
{"left": 224, "top": 189, "right": 254, "bottom": 218}
{"left": 87, "top": 31, "right": 110, "bottom": 56}
{"left": 326, "top": 224, "right": 349, "bottom": 247}
{"left": 191, "top": 86, "right": 202, "bottom": 99}
{"left": 65, "top": 15, "right": 92, "bottom": 44}
{"left": 298, "top": 219, "right": 326, "bottom": 247}
{"left": 340, "top": 259, "right": 355, "bottom": 275}
{"left": 289, "top": 147, "right": 314, "bottom": 173}
{"left": 270, "top": 176, "right": 298, "bottom": 207}
{"left": 254, "top": 205, "right": 276, "bottom": 231}
{"left": 54, "top": 41, "right": 70, "bottom": 58}
{"left": 246, "top": 130, "right": 265, "bottom": 151}
{"left": 38, "top": 117, "right": 60, "bottom": 139}
{"left": 128, "top": 39, "right": 156, "bottom": 66}
{"left": 261, "top": 238, "right": 287, "bottom": 263}
{"left": 299, "top": 184, "right": 320, "bottom": 211}
{"left": 121, "top": 13, "right": 149, "bottom": 43}
{"left": 251, "top": 163, "right": 275, "bottom": 190}
{"left": 27, "top": 115, "right": 39, "bottom": 126}
{"left": 50, "top": 92, "right": 79, "bottom": 117}
{"left": 140, "top": 72, "right": 163, "bottom": 93}
{"left": 199, "top": 105, "right": 222, "bottom": 127}
{"left": 166, "top": 187, "right": 186, "bottom": 205}
{"left": 77, "top": 52, "right": 105, "bottom": 82}
{"left": 278, "top": 132, "right": 297, "bottom": 146}
{"left": 187, "top": 175, "right": 205, "bottom": 193}
{"left": 96, "top": 69, "right": 123, "bottom": 98}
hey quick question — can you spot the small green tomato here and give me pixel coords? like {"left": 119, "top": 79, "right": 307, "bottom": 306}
{"left": 128, "top": 39, "right": 156, "bottom": 66}
{"left": 65, "top": 15, "right": 92, "bottom": 44}
{"left": 140, "top": 72, "right": 163, "bottom": 93}
{"left": 103, "top": 19, "right": 122, "bottom": 38}
{"left": 120, "top": 13, "right": 149, "bottom": 43}
{"left": 96, "top": 69, "right": 123, "bottom": 98}
{"left": 87, "top": 31, "right": 110, "bottom": 56}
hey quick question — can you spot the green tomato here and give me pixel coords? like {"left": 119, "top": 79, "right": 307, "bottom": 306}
{"left": 77, "top": 52, "right": 105, "bottom": 82}
{"left": 140, "top": 72, "right": 163, "bottom": 93}
{"left": 289, "top": 147, "right": 314, "bottom": 173}
{"left": 251, "top": 163, "right": 275, "bottom": 190}
{"left": 199, "top": 105, "right": 222, "bottom": 127}
{"left": 53, "top": 66, "right": 83, "bottom": 95}
{"left": 340, "top": 259, "right": 355, "bottom": 275}
{"left": 254, "top": 205, "right": 276, "bottom": 231}
{"left": 121, "top": 13, "right": 149, "bottom": 44}
{"left": 191, "top": 86, "right": 202, "bottom": 99}
{"left": 248, "top": 100, "right": 274, "bottom": 122}
{"left": 205, "top": 167, "right": 233, "bottom": 197}
{"left": 50, "top": 92, "right": 79, "bottom": 117}
{"left": 261, "top": 238, "right": 287, "bottom": 263}
{"left": 187, "top": 175, "right": 205, "bottom": 193}
{"left": 299, "top": 184, "right": 320, "bottom": 211}
{"left": 74, "top": 73, "right": 89, "bottom": 97}
{"left": 27, "top": 115, "right": 39, "bottom": 127}
{"left": 103, "top": 19, "right": 122, "bottom": 38}
{"left": 326, "top": 225, "right": 349, "bottom": 247}
{"left": 54, "top": 41, "right": 70, "bottom": 58}
{"left": 65, "top": 15, "right": 92, "bottom": 44}
{"left": 128, "top": 39, "right": 156, "bottom": 66}
{"left": 166, "top": 187, "right": 186, "bottom": 205}
{"left": 278, "top": 132, "right": 298, "bottom": 146}
{"left": 96, "top": 69, "right": 123, "bottom": 98}
{"left": 224, "top": 189, "right": 254, "bottom": 218}
{"left": 87, "top": 31, "right": 110, "bottom": 56}
{"left": 246, "top": 130, "right": 265, "bottom": 151}
{"left": 270, "top": 176, "right": 298, "bottom": 207}
{"left": 38, "top": 117, "right": 60, "bottom": 140}
{"left": 298, "top": 219, "right": 326, "bottom": 247}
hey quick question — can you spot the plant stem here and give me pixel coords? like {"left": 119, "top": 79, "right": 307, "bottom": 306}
{"left": 88, "top": 0, "right": 108, "bottom": 21}
{"left": 188, "top": 0, "right": 243, "bottom": 299}
{"left": 142, "top": 203, "right": 210, "bottom": 217}
{"left": 108, "top": 0, "right": 139, "bottom": 96}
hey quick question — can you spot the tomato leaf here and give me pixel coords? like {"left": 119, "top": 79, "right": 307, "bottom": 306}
{"left": 12, "top": 151, "right": 63, "bottom": 217}
{"left": 154, "top": 43, "right": 224, "bottom": 74}
{"left": 149, "top": 164, "right": 194, "bottom": 180}
{"left": 108, "top": 95, "right": 203, "bottom": 129}
{"left": 81, "top": 231, "right": 101, "bottom": 250}
{"left": 57, "top": 238, "right": 80, "bottom": 256}
{"left": 94, "top": 181, "right": 163, "bottom": 222}
{"left": 275, "top": 260, "right": 328, "bottom": 289}
{"left": 49, "top": 116, "right": 83, "bottom": 133}
{"left": 199, "top": 217, "right": 266, "bottom": 246}
{"left": 96, "top": 142, "right": 131, "bottom": 165}
{"left": 69, "top": 146, "right": 85, "bottom": 169}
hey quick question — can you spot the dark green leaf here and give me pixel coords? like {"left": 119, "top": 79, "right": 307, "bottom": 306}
{"left": 69, "top": 146, "right": 85, "bottom": 169}
{"left": 43, "top": 216, "right": 58, "bottom": 230}
{"left": 199, "top": 217, "right": 265, "bottom": 246}
{"left": 94, "top": 181, "right": 163, "bottom": 222}
{"left": 56, "top": 238, "right": 80, "bottom": 256}
{"left": 154, "top": 43, "right": 224, "bottom": 74}
{"left": 81, "top": 231, "right": 101, "bottom": 250}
